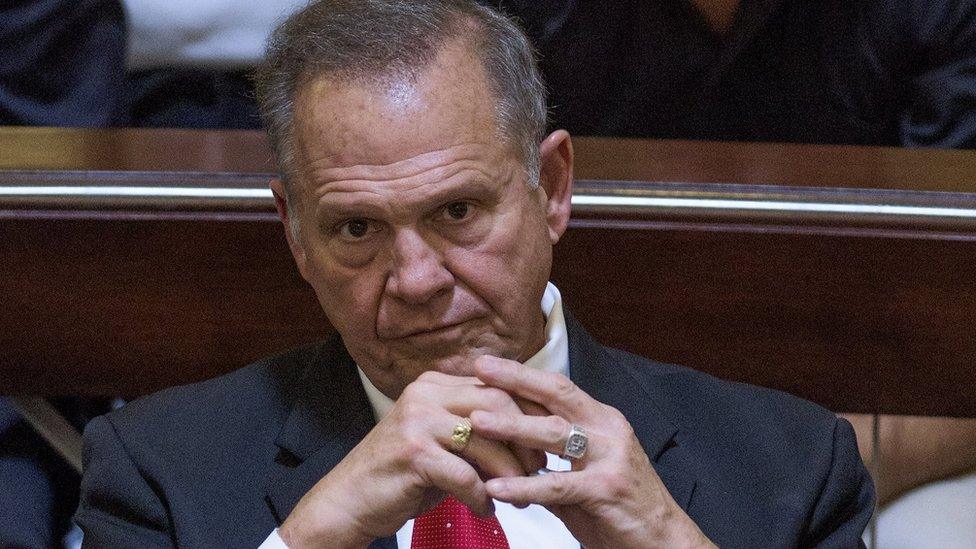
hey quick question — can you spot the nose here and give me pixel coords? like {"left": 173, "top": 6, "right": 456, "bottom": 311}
{"left": 385, "top": 228, "right": 454, "bottom": 305}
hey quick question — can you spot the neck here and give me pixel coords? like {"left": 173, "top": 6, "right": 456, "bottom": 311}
{"left": 517, "top": 312, "right": 548, "bottom": 363}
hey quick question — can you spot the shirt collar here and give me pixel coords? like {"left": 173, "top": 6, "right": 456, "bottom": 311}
{"left": 357, "top": 282, "right": 570, "bottom": 421}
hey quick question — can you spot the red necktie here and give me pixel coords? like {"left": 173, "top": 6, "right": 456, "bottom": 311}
{"left": 411, "top": 496, "right": 510, "bottom": 548}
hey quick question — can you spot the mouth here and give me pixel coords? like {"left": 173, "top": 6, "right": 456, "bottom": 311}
{"left": 401, "top": 320, "right": 469, "bottom": 338}
{"left": 391, "top": 317, "right": 479, "bottom": 343}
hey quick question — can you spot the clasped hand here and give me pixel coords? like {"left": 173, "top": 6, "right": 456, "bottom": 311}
{"left": 280, "top": 356, "right": 713, "bottom": 548}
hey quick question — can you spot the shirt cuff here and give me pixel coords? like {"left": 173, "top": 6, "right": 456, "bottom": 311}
{"left": 258, "top": 528, "right": 290, "bottom": 549}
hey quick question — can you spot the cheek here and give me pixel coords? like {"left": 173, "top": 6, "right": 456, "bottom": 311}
{"left": 444, "top": 214, "right": 551, "bottom": 308}
{"left": 305, "top": 251, "right": 386, "bottom": 334}
{"left": 488, "top": 207, "right": 551, "bottom": 277}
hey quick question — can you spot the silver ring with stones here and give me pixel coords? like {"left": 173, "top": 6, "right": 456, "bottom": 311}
{"left": 561, "top": 424, "right": 589, "bottom": 460}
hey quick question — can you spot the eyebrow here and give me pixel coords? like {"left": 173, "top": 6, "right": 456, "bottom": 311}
{"left": 315, "top": 177, "right": 500, "bottom": 222}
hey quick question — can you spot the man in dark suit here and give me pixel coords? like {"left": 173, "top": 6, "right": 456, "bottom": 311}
{"left": 75, "top": 1, "right": 874, "bottom": 547}
{"left": 493, "top": 0, "right": 976, "bottom": 149}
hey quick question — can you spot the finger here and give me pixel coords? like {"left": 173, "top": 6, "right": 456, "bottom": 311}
{"left": 469, "top": 411, "right": 573, "bottom": 457}
{"left": 471, "top": 411, "right": 552, "bottom": 479}
{"left": 464, "top": 434, "right": 529, "bottom": 479}
{"left": 475, "top": 356, "right": 592, "bottom": 418}
{"left": 433, "top": 414, "right": 527, "bottom": 478}
{"left": 415, "top": 361, "right": 550, "bottom": 417}
{"left": 416, "top": 450, "right": 495, "bottom": 516}
{"left": 511, "top": 444, "right": 548, "bottom": 475}
{"left": 414, "top": 370, "right": 484, "bottom": 387}
{"left": 422, "top": 382, "right": 527, "bottom": 419}
{"left": 439, "top": 387, "right": 549, "bottom": 474}
{"left": 485, "top": 471, "right": 586, "bottom": 507}
{"left": 399, "top": 381, "right": 542, "bottom": 476}
{"left": 515, "top": 395, "right": 550, "bottom": 417}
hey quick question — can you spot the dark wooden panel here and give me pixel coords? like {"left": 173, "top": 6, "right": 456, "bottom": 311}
{"left": 2, "top": 128, "right": 975, "bottom": 417}
{"left": 4, "top": 211, "right": 974, "bottom": 415}
{"left": 1, "top": 213, "right": 331, "bottom": 397}
{"left": 552, "top": 225, "right": 976, "bottom": 417}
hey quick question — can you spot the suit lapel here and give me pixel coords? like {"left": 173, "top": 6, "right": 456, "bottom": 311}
{"left": 263, "top": 341, "right": 372, "bottom": 517}
{"left": 263, "top": 340, "right": 399, "bottom": 547}
{"left": 565, "top": 313, "right": 698, "bottom": 510}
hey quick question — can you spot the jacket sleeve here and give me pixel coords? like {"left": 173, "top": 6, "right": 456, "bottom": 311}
{"left": 74, "top": 415, "right": 174, "bottom": 548}
{"left": 802, "top": 416, "right": 875, "bottom": 548}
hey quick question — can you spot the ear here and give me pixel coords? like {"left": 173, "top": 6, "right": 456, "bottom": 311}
{"left": 270, "top": 178, "right": 309, "bottom": 279}
{"left": 537, "top": 129, "right": 574, "bottom": 244}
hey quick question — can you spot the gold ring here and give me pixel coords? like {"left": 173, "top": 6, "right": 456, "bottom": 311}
{"left": 451, "top": 417, "right": 473, "bottom": 452}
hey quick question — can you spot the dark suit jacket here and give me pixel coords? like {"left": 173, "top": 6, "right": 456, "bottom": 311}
{"left": 0, "top": 0, "right": 125, "bottom": 127}
{"left": 75, "top": 317, "right": 873, "bottom": 548}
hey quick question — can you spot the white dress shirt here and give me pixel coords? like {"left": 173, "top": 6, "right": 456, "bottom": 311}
{"left": 121, "top": 0, "right": 306, "bottom": 70}
{"left": 261, "top": 282, "right": 579, "bottom": 548}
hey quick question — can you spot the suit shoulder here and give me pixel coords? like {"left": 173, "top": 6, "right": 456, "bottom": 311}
{"left": 97, "top": 341, "right": 334, "bottom": 451}
{"left": 603, "top": 346, "right": 873, "bottom": 533}
{"left": 603, "top": 346, "right": 838, "bottom": 439}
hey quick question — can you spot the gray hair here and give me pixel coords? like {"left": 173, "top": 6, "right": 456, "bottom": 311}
{"left": 254, "top": 0, "right": 548, "bottom": 207}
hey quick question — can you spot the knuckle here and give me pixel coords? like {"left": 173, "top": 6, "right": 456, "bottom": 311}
{"left": 448, "top": 460, "right": 479, "bottom": 487}
{"left": 604, "top": 406, "right": 632, "bottom": 433}
{"left": 546, "top": 415, "right": 569, "bottom": 443}
{"left": 399, "top": 381, "right": 423, "bottom": 402}
{"left": 548, "top": 475, "right": 570, "bottom": 499}
{"left": 608, "top": 475, "right": 630, "bottom": 500}
{"left": 483, "top": 387, "right": 513, "bottom": 410}
{"left": 416, "top": 370, "right": 441, "bottom": 384}
{"left": 551, "top": 375, "right": 576, "bottom": 400}
{"left": 399, "top": 425, "right": 428, "bottom": 455}
{"left": 396, "top": 400, "right": 424, "bottom": 422}
{"left": 601, "top": 471, "right": 630, "bottom": 500}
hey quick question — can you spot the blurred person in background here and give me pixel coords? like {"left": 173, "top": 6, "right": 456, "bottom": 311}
{"left": 1, "top": 3, "right": 124, "bottom": 547}
{"left": 0, "top": 1, "right": 298, "bottom": 547}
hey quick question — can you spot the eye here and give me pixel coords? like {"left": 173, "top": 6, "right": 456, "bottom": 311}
{"left": 337, "top": 218, "right": 374, "bottom": 240}
{"left": 442, "top": 201, "right": 473, "bottom": 221}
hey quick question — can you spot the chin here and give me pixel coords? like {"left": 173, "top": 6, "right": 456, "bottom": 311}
{"left": 393, "top": 347, "right": 483, "bottom": 379}
{"left": 358, "top": 329, "right": 522, "bottom": 397}
{"left": 426, "top": 352, "right": 483, "bottom": 377}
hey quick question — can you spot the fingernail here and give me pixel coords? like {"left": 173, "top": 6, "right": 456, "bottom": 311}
{"left": 485, "top": 478, "right": 506, "bottom": 495}
{"left": 478, "top": 357, "right": 500, "bottom": 375}
{"left": 471, "top": 410, "right": 494, "bottom": 429}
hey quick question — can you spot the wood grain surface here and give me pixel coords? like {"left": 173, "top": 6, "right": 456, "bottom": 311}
{"left": 2, "top": 127, "right": 974, "bottom": 416}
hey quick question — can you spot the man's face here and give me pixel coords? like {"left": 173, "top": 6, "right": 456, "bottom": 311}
{"left": 275, "top": 42, "right": 572, "bottom": 399}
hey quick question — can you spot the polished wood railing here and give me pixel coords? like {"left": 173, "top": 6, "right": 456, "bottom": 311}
{"left": 2, "top": 127, "right": 975, "bottom": 417}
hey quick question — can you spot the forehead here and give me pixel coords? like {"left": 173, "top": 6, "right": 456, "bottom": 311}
{"left": 291, "top": 41, "right": 503, "bottom": 173}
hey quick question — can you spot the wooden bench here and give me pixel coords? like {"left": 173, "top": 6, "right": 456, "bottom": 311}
{"left": 2, "top": 127, "right": 975, "bottom": 419}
